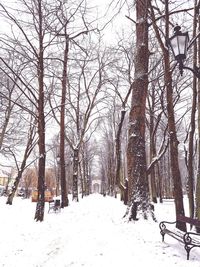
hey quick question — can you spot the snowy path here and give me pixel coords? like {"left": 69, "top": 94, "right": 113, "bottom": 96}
{"left": 0, "top": 194, "right": 200, "bottom": 266}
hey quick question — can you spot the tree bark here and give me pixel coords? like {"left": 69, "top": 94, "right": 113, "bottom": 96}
{"left": 127, "top": 0, "right": 153, "bottom": 220}
{"left": 149, "top": 1, "right": 186, "bottom": 231}
{"left": 187, "top": 0, "right": 198, "bottom": 220}
{"left": 60, "top": 36, "right": 69, "bottom": 208}
{"left": 195, "top": 2, "right": 200, "bottom": 230}
{"left": 72, "top": 148, "right": 79, "bottom": 201}
{"left": 115, "top": 109, "right": 126, "bottom": 198}
{"left": 34, "top": 0, "right": 46, "bottom": 222}
{"left": 149, "top": 97, "right": 157, "bottom": 203}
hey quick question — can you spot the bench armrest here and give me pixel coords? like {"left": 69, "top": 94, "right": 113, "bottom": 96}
{"left": 159, "top": 220, "right": 177, "bottom": 242}
{"left": 159, "top": 220, "right": 176, "bottom": 230}
{"left": 183, "top": 231, "right": 200, "bottom": 243}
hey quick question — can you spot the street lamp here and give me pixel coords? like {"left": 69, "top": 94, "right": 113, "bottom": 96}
{"left": 168, "top": 25, "right": 200, "bottom": 78}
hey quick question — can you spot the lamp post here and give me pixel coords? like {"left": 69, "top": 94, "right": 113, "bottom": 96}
{"left": 168, "top": 25, "right": 200, "bottom": 78}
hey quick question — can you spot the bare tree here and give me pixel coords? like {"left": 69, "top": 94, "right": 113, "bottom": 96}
{"left": 0, "top": 0, "right": 57, "bottom": 221}
{"left": 150, "top": 1, "right": 186, "bottom": 231}
{"left": 0, "top": 52, "right": 24, "bottom": 152}
{"left": 126, "top": 0, "right": 154, "bottom": 221}
{"left": 185, "top": 0, "right": 198, "bottom": 220}
{"left": 50, "top": 36, "right": 108, "bottom": 201}
{"left": 6, "top": 116, "right": 37, "bottom": 205}
{"left": 107, "top": 40, "right": 134, "bottom": 201}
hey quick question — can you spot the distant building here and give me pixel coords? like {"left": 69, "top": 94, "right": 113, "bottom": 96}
{"left": 0, "top": 170, "right": 9, "bottom": 186}
{"left": 92, "top": 179, "right": 101, "bottom": 193}
{"left": 0, "top": 169, "right": 15, "bottom": 187}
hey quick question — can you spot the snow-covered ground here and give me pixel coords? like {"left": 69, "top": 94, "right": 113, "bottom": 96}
{"left": 0, "top": 194, "right": 200, "bottom": 267}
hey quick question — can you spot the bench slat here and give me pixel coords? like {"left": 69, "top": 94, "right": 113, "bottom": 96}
{"left": 163, "top": 229, "right": 184, "bottom": 243}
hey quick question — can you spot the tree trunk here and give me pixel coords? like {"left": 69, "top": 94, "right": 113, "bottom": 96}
{"left": 195, "top": 4, "right": 200, "bottom": 231}
{"left": 34, "top": 0, "right": 46, "bottom": 222}
{"left": 150, "top": 1, "right": 186, "bottom": 231}
{"left": 187, "top": 0, "right": 198, "bottom": 220}
{"left": 163, "top": 3, "right": 186, "bottom": 232}
{"left": 6, "top": 173, "right": 22, "bottom": 205}
{"left": 79, "top": 161, "right": 84, "bottom": 198}
{"left": 149, "top": 105, "right": 157, "bottom": 203}
{"left": 72, "top": 148, "right": 79, "bottom": 201}
{"left": 81, "top": 154, "right": 86, "bottom": 197}
{"left": 60, "top": 37, "right": 69, "bottom": 208}
{"left": 86, "top": 157, "right": 90, "bottom": 195}
{"left": 115, "top": 109, "right": 126, "bottom": 198}
{"left": 156, "top": 163, "right": 163, "bottom": 203}
{"left": 127, "top": 0, "right": 153, "bottom": 220}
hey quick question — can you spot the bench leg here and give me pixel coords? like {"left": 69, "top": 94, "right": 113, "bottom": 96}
{"left": 185, "top": 245, "right": 191, "bottom": 260}
{"left": 159, "top": 222, "right": 166, "bottom": 242}
{"left": 48, "top": 205, "right": 54, "bottom": 213}
{"left": 160, "top": 231, "right": 165, "bottom": 242}
{"left": 54, "top": 206, "right": 61, "bottom": 212}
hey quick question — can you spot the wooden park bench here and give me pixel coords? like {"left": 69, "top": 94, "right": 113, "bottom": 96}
{"left": 159, "top": 214, "right": 200, "bottom": 260}
{"left": 48, "top": 199, "right": 61, "bottom": 213}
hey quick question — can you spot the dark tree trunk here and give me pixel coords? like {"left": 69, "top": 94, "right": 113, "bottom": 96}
{"left": 79, "top": 161, "right": 84, "bottom": 198}
{"left": 127, "top": 0, "right": 153, "bottom": 220}
{"left": 163, "top": 3, "right": 186, "bottom": 231}
{"left": 149, "top": 108, "right": 157, "bottom": 203}
{"left": 124, "top": 178, "right": 128, "bottom": 205}
{"left": 187, "top": 2, "right": 198, "bottom": 220}
{"left": 34, "top": 0, "right": 46, "bottom": 222}
{"left": 6, "top": 172, "right": 23, "bottom": 205}
{"left": 60, "top": 37, "right": 69, "bottom": 208}
{"left": 156, "top": 163, "right": 163, "bottom": 203}
{"left": 150, "top": 1, "right": 186, "bottom": 231}
{"left": 72, "top": 148, "right": 79, "bottom": 201}
{"left": 81, "top": 147, "right": 90, "bottom": 196}
{"left": 85, "top": 158, "right": 90, "bottom": 195}
{"left": 166, "top": 75, "right": 186, "bottom": 231}
{"left": 115, "top": 109, "right": 126, "bottom": 198}
{"left": 195, "top": 1, "right": 200, "bottom": 230}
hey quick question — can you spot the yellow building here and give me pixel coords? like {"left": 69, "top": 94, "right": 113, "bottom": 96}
{"left": 0, "top": 170, "right": 15, "bottom": 187}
